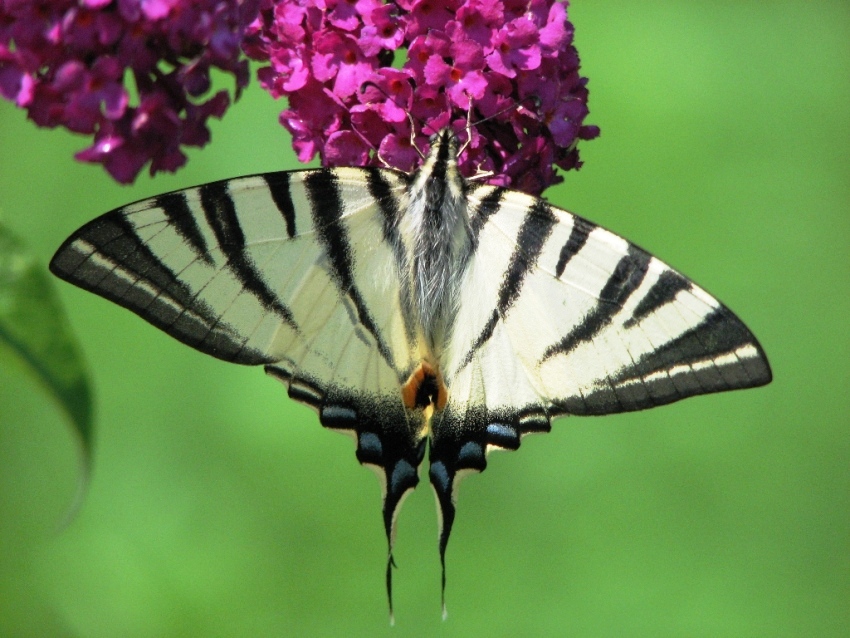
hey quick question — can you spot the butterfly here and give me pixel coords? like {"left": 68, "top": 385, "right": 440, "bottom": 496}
{"left": 50, "top": 128, "right": 772, "bottom": 618}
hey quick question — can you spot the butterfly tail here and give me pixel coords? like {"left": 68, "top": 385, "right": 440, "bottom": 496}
{"left": 377, "top": 451, "right": 420, "bottom": 625}
{"left": 428, "top": 407, "right": 490, "bottom": 617}
{"left": 429, "top": 402, "right": 554, "bottom": 613}
{"left": 354, "top": 421, "right": 426, "bottom": 622}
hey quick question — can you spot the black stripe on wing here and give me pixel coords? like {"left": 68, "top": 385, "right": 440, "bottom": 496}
{"left": 199, "top": 182, "right": 298, "bottom": 331}
{"left": 366, "top": 167, "right": 418, "bottom": 349}
{"left": 262, "top": 172, "right": 298, "bottom": 238}
{"left": 157, "top": 192, "right": 215, "bottom": 266}
{"left": 554, "top": 305, "right": 772, "bottom": 416}
{"left": 305, "top": 170, "right": 399, "bottom": 373}
{"left": 457, "top": 199, "right": 557, "bottom": 370}
{"left": 623, "top": 269, "right": 692, "bottom": 329}
{"left": 459, "top": 185, "right": 506, "bottom": 269}
{"left": 554, "top": 216, "right": 594, "bottom": 277}
{"left": 621, "top": 306, "right": 769, "bottom": 398}
{"left": 49, "top": 212, "right": 276, "bottom": 365}
{"left": 542, "top": 244, "right": 652, "bottom": 361}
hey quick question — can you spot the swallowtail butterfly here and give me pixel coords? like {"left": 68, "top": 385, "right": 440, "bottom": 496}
{"left": 51, "top": 129, "right": 772, "bottom": 617}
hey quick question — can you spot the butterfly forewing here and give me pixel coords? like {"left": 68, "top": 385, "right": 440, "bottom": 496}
{"left": 451, "top": 185, "right": 771, "bottom": 414}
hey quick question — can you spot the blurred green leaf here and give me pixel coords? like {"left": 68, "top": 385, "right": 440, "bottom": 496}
{"left": 0, "top": 222, "right": 92, "bottom": 461}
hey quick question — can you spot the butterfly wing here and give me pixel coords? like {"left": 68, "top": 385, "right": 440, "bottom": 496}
{"left": 430, "top": 183, "right": 772, "bottom": 572}
{"left": 50, "top": 168, "right": 428, "bottom": 565}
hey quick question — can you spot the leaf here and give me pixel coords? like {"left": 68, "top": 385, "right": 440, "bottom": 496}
{"left": 0, "top": 222, "right": 93, "bottom": 466}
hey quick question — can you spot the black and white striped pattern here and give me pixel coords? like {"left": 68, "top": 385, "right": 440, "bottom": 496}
{"left": 51, "top": 128, "right": 771, "bottom": 616}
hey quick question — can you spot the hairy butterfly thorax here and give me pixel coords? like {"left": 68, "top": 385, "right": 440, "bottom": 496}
{"left": 403, "top": 130, "right": 472, "bottom": 352}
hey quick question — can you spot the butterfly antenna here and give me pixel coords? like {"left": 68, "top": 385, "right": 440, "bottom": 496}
{"left": 360, "top": 80, "right": 430, "bottom": 159}
{"left": 406, "top": 111, "right": 427, "bottom": 161}
{"left": 457, "top": 95, "right": 540, "bottom": 168}
{"left": 476, "top": 94, "right": 541, "bottom": 128}
{"left": 457, "top": 103, "right": 475, "bottom": 158}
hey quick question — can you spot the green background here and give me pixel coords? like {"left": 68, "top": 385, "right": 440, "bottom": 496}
{"left": 1, "top": 2, "right": 847, "bottom": 636}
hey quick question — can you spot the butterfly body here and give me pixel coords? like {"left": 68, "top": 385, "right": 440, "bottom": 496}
{"left": 400, "top": 129, "right": 470, "bottom": 350}
{"left": 50, "top": 128, "right": 771, "bottom": 615}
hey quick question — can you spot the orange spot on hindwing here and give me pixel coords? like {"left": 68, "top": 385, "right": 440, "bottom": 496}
{"left": 401, "top": 362, "right": 448, "bottom": 414}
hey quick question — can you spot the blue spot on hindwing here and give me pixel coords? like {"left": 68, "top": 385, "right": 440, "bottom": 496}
{"left": 358, "top": 432, "right": 383, "bottom": 460}
{"left": 390, "top": 459, "right": 417, "bottom": 494}
{"left": 457, "top": 441, "right": 484, "bottom": 466}
{"left": 320, "top": 404, "right": 357, "bottom": 429}
{"left": 486, "top": 422, "right": 520, "bottom": 449}
{"left": 429, "top": 461, "right": 450, "bottom": 493}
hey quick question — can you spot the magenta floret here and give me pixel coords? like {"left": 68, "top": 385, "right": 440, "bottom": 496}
{"left": 246, "top": 0, "right": 598, "bottom": 193}
{"left": 0, "top": 0, "right": 259, "bottom": 183}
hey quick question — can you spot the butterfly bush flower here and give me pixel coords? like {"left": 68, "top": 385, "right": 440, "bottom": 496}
{"left": 0, "top": 0, "right": 259, "bottom": 183}
{"left": 245, "top": 0, "right": 599, "bottom": 194}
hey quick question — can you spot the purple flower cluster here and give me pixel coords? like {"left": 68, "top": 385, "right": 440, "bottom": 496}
{"left": 0, "top": 0, "right": 258, "bottom": 183}
{"left": 1, "top": 0, "right": 598, "bottom": 191}
{"left": 245, "top": 0, "right": 599, "bottom": 193}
